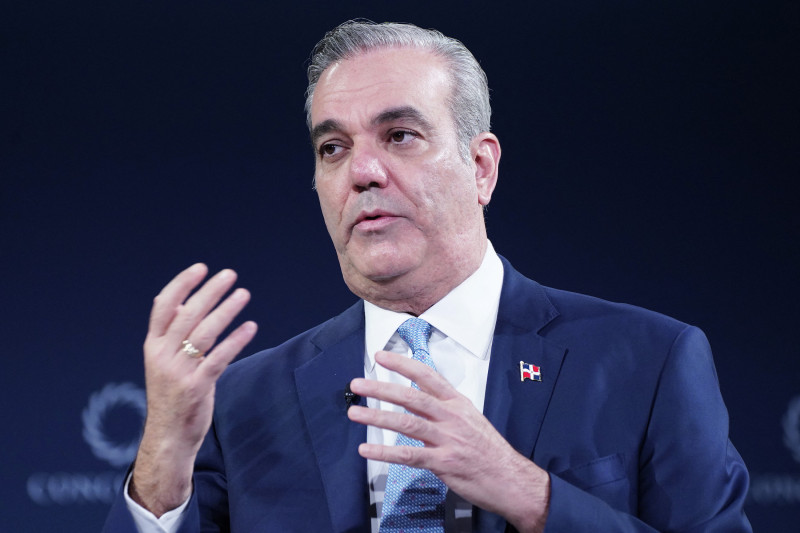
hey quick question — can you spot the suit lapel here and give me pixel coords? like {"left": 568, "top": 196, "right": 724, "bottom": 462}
{"left": 476, "top": 258, "right": 568, "bottom": 532}
{"left": 295, "top": 303, "right": 372, "bottom": 533}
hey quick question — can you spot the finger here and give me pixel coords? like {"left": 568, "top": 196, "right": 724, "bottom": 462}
{"left": 183, "top": 288, "right": 252, "bottom": 353}
{"left": 198, "top": 320, "right": 258, "bottom": 380}
{"left": 347, "top": 404, "right": 439, "bottom": 444}
{"left": 149, "top": 263, "right": 208, "bottom": 337}
{"left": 374, "top": 351, "right": 458, "bottom": 400}
{"left": 163, "top": 269, "right": 239, "bottom": 346}
{"left": 356, "top": 442, "right": 430, "bottom": 469}
{"left": 349, "top": 378, "right": 447, "bottom": 421}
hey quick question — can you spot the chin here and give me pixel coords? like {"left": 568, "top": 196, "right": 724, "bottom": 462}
{"left": 340, "top": 248, "right": 417, "bottom": 286}
{"left": 359, "top": 258, "right": 414, "bottom": 282}
{"left": 350, "top": 240, "right": 420, "bottom": 275}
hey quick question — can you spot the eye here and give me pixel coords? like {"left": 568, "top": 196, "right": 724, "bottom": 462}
{"left": 319, "top": 143, "right": 344, "bottom": 159}
{"left": 389, "top": 130, "right": 417, "bottom": 144}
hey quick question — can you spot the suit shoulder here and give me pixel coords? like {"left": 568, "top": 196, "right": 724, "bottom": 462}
{"left": 537, "top": 286, "right": 716, "bottom": 407}
{"left": 499, "top": 255, "right": 691, "bottom": 341}
{"left": 542, "top": 285, "right": 690, "bottom": 336}
{"left": 534, "top": 284, "right": 711, "bottom": 373}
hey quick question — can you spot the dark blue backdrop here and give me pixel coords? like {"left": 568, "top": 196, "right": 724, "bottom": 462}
{"left": 2, "top": 1, "right": 798, "bottom": 531}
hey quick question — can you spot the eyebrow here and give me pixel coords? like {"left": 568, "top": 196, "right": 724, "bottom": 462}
{"left": 371, "top": 106, "right": 434, "bottom": 131}
{"left": 310, "top": 119, "right": 343, "bottom": 147}
{"left": 310, "top": 106, "right": 435, "bottom": 147}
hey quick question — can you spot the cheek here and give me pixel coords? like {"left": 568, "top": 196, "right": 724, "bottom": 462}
{"left": 417, "top": 158, "right": 476, "bottom": 221}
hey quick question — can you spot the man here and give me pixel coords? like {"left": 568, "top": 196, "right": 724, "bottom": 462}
{"left": 104, "top": 21, "right": 751, "bottom": 532}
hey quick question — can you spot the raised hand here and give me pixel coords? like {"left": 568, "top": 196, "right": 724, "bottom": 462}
{"left": 130, "top": 264, "right": 257, "bottom": 516}
{"left": 347, "top": 350, "right": 549, "bottom": 533}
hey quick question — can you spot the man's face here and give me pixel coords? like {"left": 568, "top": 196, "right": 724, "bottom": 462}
{"left": 310, "top": 47, "right": 496, "bottom": 310}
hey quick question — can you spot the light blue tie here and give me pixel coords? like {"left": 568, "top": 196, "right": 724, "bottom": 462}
{"left": 379, "top": 317, "right": 447, "bottom": 532}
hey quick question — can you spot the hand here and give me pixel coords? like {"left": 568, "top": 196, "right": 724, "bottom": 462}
{"left": 347, "top": 351, "right": 549, "bottom": 533}
{"left": 130, "top": 264, "right": 257, "bottom": 516}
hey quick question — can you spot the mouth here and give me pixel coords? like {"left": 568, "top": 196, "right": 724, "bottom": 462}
{"left": 355, "top": 209, "right": 391, "bottom": 224}
{"left": 352, "top": 210, "right": 399, "bottom": 232}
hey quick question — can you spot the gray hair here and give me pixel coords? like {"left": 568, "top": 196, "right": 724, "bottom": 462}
{"left": 305, "top": 20, "right": 491, "bottom": 160}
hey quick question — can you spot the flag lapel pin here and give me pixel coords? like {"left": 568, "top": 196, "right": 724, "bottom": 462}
{"left": 520, "top": 361, "right": 542, "bottom": 382}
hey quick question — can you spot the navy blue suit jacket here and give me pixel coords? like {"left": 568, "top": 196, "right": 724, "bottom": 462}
{"left": 104, "top": 257, "right": 751, "bottom": 532}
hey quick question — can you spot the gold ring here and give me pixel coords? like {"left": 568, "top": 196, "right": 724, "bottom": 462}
{"left": 182, "top": 340, "right": 204, "bottom": 358}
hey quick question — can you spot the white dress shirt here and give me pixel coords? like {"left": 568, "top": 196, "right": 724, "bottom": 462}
{"left": 126, "top": 241, "right": 504, "bottom": 533}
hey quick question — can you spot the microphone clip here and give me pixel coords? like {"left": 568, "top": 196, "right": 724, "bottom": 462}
{"left": 344, "top": 383, "right": 361, "bottom": 410}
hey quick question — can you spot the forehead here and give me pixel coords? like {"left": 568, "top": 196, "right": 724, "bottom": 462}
{"left": 310, "top": 47, "right": 453, "bottom": 130}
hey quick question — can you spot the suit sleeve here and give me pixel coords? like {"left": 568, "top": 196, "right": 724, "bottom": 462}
{"left": 543, "top": 326, "right": 751, "bottom": 532}
{"left": 180, "top": 416, "right": 230, "bottom": 532}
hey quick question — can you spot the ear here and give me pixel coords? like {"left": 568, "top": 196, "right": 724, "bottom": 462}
{"left": 470, "top": 132, "right": 501, "bottom": 206}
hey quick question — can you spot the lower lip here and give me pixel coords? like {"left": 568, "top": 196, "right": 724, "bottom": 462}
{"left": 354, "top": 216, "right": 400, "bottom": 233}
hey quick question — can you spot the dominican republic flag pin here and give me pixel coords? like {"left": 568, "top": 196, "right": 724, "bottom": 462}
{"left": 520, "top": 361, "right": 542, "bottom": 382}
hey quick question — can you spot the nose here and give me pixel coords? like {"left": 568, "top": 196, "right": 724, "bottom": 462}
{"left": 348, "top": 144, "right": 389, "bottom": 191}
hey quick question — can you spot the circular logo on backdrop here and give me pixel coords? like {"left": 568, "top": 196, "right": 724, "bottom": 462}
{"left": 81, "top": 382, "right": 146, "bottom": 468}
{"left": 783, "top": 395, "right": 800, "bottom": 464}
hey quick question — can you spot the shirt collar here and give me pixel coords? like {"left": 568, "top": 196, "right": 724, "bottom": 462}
{"left": 364, "top": 241, "right": 504, "bottom": 372}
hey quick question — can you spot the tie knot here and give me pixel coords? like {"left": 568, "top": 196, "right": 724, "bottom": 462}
{"left": 397, "top": 317, "right": 432, "bottom": 356}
